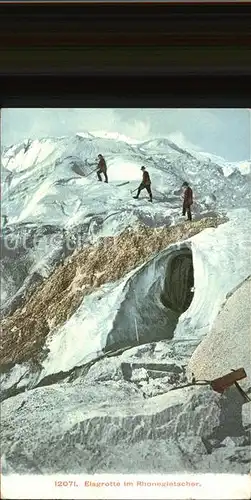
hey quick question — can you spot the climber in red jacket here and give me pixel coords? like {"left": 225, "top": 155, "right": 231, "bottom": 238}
{"left": 133, "top": 166, "right": 153, "bottom": 202}
{"left": 97, "top": 154, "right": 108, "bottom": 183}
{"left": 182, "top": 181, "right": 193, "bottom": 221}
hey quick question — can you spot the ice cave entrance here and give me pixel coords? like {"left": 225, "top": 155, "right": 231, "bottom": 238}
{"left": 161, "top": 246, "right": 194, "bottom": 315}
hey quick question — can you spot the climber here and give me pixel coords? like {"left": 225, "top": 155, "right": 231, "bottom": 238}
{"left": 181, "top": 181, "right": 193, "bottom": 221}
{"left": 5, "top": 171, "right": 13, "bottom": 188}
{"left": 2, "top": 214, "right": 8, "bottom": 227}
{"left": 96, "top": 154, "right": 108, "bottom": 183}
{"left": 133, "top": 166, "right": 152, "bottom": 202}
{"left": 24, "top": 139, "right": 31, "bottom": 154}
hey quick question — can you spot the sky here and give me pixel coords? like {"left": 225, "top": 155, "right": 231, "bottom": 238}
{"left": 1, "top": 108, "right": 250, "bottom": 162}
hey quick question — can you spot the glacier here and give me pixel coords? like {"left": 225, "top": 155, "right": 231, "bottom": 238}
{"left": 1, "top": 131, "right": 251, "bottom": 479}
{"left": 39, "top": 208, "right": 251, "bottom": 380}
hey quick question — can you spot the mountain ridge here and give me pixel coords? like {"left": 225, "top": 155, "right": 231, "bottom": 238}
{"left": 1, "top": 130, "right": 250, "bottom": 477}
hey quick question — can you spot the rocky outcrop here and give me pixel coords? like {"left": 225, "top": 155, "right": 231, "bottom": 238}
{"left": 187, "top": 277, "right": 251, "bottom": 391}
{"left": 1, "top": 381, "right": 249, "bottom": 475}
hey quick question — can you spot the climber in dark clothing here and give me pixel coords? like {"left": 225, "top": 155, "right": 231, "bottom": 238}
{"left": 2, "top": 214, "right": 8, "bottom": 227}
{"left": 182, "top": 181, "right": 193, "bottom": 221}
{"left": 97, "top": 154, "right": 108, "bottom": 183}
{"left": 24, "top": 139, "right": 31, "bottom": 154}
{"left": 5, "top": 171, "right": 13, "bottom": 188}
{"left": 133, "top": 166, "right": 152, "bottom": 202}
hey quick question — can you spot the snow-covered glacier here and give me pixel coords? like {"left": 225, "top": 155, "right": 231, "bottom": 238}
{"left": 1, "top": 132, "right": 250, "bottom": 315}
{"left": 34, "top": 208, "right": 250, "bottom": 383}
{"left": 1, "top": 131, "right": 251, "bottom": 479}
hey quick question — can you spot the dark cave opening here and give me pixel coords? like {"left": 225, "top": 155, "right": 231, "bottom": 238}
{"left": 161, "top": 247, "right": 194, "bottom": 315}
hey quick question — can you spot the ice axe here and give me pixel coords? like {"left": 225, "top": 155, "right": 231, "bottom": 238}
{"left": 86, "top": 166, "right": 97, "bottom": 177}
{"left": 130, "top": 187, "right": 138, "bottom": 194}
